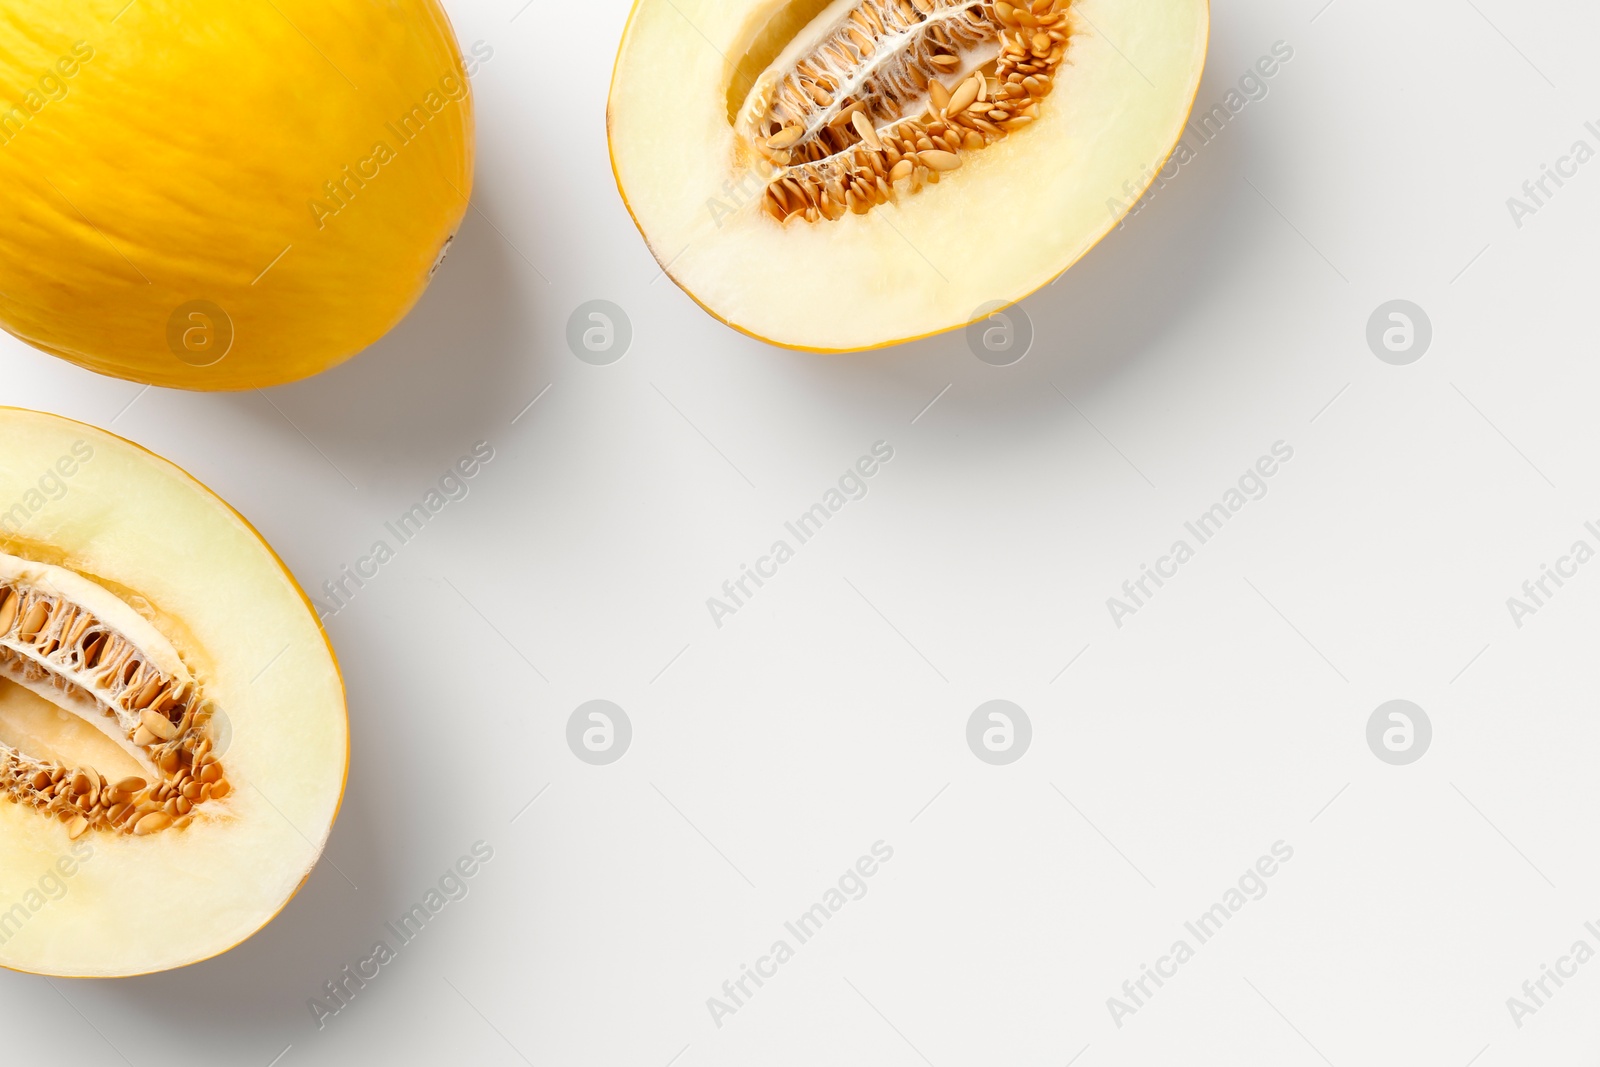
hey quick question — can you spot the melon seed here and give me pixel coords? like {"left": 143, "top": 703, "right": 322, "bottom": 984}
{"left": 133, "top": 812, "right": 172, "bottom": 836}
{"left": 141, "top": 708, "right": 178, "bottom": 741}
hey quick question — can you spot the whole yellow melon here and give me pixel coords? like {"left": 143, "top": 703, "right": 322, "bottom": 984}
{"left": 0, "top": 0, "right": 477, "bottom": 389}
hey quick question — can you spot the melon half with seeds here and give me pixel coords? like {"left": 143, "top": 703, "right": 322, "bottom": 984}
{"left": 0, "top": 408, "right": 347, "bottom": 977}
{"left": 608, "top": 0, "right": 1208, "bottom": 350}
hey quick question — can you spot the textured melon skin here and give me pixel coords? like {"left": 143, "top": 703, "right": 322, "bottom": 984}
{"left": 0, "top": 0, "right": 475, "bottom": 390}
{"left": 0, "top": 408, "right": 348, "bottom": 978}
{"left": 608, "top": 0, "right": 1210, "bottom": 351}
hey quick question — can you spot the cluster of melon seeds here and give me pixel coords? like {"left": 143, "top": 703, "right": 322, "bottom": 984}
{"left": 0, "top": 582, "right": 230, "bottom": 839}
{"left": 737, "top": 0, "right": 1072, "bottom": 223}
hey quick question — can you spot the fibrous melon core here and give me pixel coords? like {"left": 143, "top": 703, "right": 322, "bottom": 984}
{"left": 0, "top": 553, "right": 232, "bottom": 841}
{"left": 734, "top": 0, "right": 1069, "bottom": 222}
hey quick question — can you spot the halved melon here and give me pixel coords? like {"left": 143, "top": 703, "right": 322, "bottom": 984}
{"left": 0, "top": 408, "right": 347, "bottom": 977}
{"left": 608, "top": 0, "right": 1208, "bottom": 350}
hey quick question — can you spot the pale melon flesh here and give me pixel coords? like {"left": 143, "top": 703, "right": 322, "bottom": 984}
{"left": 608, "top": 0, "right": 1209, "bottom": 350}
{"left": 0, "top": 409, "right": 347, "bottom": 977}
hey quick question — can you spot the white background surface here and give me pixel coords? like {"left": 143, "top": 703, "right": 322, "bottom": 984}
{"left": 5, "top": 0, "right": 1600, "bottom": 1063}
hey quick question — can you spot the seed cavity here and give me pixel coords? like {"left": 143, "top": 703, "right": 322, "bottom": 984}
{"left": 735, "top": 0, "right": 1072, "bottom": 223}
{"left": 0, "top": 564, "right": 232, "bottom": 839}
